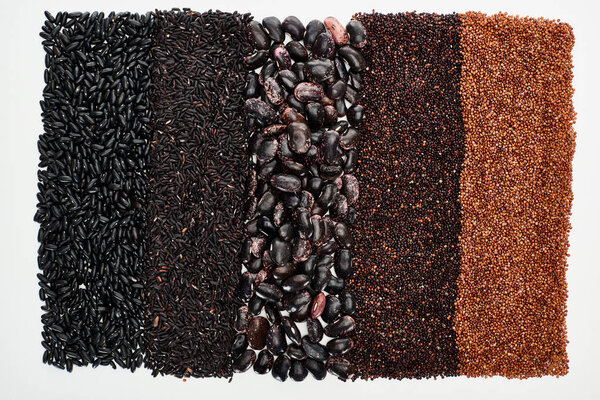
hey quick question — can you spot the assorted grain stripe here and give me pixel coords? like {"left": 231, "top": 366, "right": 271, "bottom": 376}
{"left": 143, "top": 10, "right": 253, "bottom": 378}
{"left": 36, "top": 9, "right": 576, "bottom": 381}
{"left": 36, "top": 11, "right": 153, "bottom": 372}
{"left": 347, "top": 12, "right": 464, "bottom": 379}
{"left": 455, "top": 12, "right": 574, "bottom": 378}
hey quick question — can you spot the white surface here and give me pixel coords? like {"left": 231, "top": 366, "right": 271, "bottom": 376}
{"left": 0, "top": 0, "right": 598, "bottom": 399}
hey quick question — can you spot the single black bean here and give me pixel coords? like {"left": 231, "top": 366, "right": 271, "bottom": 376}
{"left": 306, "top": 102, "right": 325, "bottom": 129}
{"left": 256, "top": 282, "right": 284, "bottom": 303}
{"left": 281, "top": 317, "right": 302, "bottom": 345}
{"left": 272, "top": 354, "right": 291, "bottom": 382}
{"left": 287, "top": 122, "right": 311, "bottom": 154}
{"left": 327, "top": 80, "right": 347, "bottom": 100}
{"left": 245, "top": 72, "right": 259, "bottom": 98}
{"left": 249, "top": 21, "right": 271, "bottom": 50}
{"left": 282, "top": 274, "right": 311, "bottom": 292}
{"left": 278, "top": 70, "right": 299, "bottom": 91}
{"left": 273, "top": 45, "right": 292, "bottom": 70}
{"left": 324, "top": 315, "right": 355, "bottom": 337}
{"left": 244, "top": 50, "right": 269, "bottom": 69}
{"left": 305, "top": 359, "right": 327, "bottom": 380}
{"left": 231, "top": 334, "right": 248, "bottom": 358}
{"left": 304, "top": 59, "right": 335, "bottom": 82}
{"left": 346, "top": 20, "right": 367, "bottom": 48}
{"left": 326, "top": 338, "right": 353, "bottom": 355}
{"left": 239, "top": 272, "right": 254, "bottom": 301}
{"left": 312, "top": 32, "right": 335, "bottom": 59}
{"left": 254, "top": 350, "right": 274, "bottom": 374}
{"left": 262, "top": 17, "right": 284, "bottom": 42}
{"left": 339, "top": 291, "right": 356, "bottom": 315}
{"left": 301, "top": 337, "right": 329, "bottom": 362}
{"left": 233, "top": 350, "right": 256, "bottom": 373}
{"left": 337, "top": 45, "right": 366, "bottom": 72}
{"left": 311, "top": 265, "right": 331, "bottom": 292}
{"left": 266, "top": 323, "right": 287, "bottom": 355}
{"left": 322, "top": 295, "right": 342, "bottom": 323}
{"left": 282, "top": 16, "right": 305, "bottom": 41}
{"left": 289, "top": 359, "right": 308, "bottom": 381}
{"left": 248, "top": 294, "right": 266, "bottom": 315}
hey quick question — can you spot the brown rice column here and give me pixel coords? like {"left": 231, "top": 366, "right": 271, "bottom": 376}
{"left": 455, "top": 12, "right": 575, "bottom": 378}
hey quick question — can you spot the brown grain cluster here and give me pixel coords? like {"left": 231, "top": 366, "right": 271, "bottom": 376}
{"left": 348, "top": 12, "right": 464, "bottom": 379}
{"left": 455, "top": 12, "right": 575, "bottom": 378}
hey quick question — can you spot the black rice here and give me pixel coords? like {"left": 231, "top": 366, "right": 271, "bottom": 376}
{"left": 143, "top": 9, "right": 253, "bottom": 378}
{"left": 35, "top": 11, "right": 153, "bottom": 372}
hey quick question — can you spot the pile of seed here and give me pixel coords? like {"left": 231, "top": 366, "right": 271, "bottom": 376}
{"left": 231, "top": 16, "right": 366, "bottom": 381}
{"left": 347, "top": 12, "right": 464, "bottom": 379}
{"left": 143, "top": 9, "right": 252, "bottom": 378}
{"left": 455, "top": 12, "right": 574, "bottom": 378}
{"left": 36, "top": 11, "right": 153, "bottom": 371}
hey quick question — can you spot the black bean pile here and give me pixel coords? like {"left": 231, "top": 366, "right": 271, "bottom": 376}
{"left": 143, "top": 9, "right": 253, "bottom": 378}
{"left": 36, "top": 11, "right": 153, "bottom": 371}
{"left": 347, "top": 12, "right": 464, "bottom": 379}
{"left": 232, "top": 16, "right": 366, "bottom": 382}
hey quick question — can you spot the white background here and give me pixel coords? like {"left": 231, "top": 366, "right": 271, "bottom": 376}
{"left": 0, "top": 0, "right": 598, "bottom": 399}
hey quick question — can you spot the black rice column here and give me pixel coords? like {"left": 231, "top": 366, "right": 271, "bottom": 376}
{"left": 347, "top": 13, "right": 464, "bottom": 379}
{"left": 144, "top": 10, "right": 253, "bottom": 378}
{"left": 36, "top": 11, "right": 153, "bottom": 371}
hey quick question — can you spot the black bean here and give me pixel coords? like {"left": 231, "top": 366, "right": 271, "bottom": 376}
{"left": 286, "top": 41, "right": 309, "bottom": 61}
{"left": 306, "top": 102, "right": 325, "bottom": 129}
{"left": 233, "top": 350, "right": 256, "bottom": 373}
{"left": 305, "top": 359, "right": 327, "bottom": 380}
{"left": 285, "top": 290, "right": 312, "bottom": 313}
{"left": 304, "top": 59, "right": 335, "bottom": 82}
{"left": 254, "top": 350, "right": 274, "bottom": 374}
{"left": 256, "top": 282, "right": 284, "bottom": 303}
{"left": 282, "top": 274, "right": 311, "bottom": 292}
{"left": 322, "top": 295, "right": 342, "bottom": 323}
{"left": 339, "top": 291, "right": 356, "bottom": 315}
{"left": 266, "top": 323, "right": 287, "bottom": 355}
{"left": 273, "top": 45, "right": 292, "bottom": 70}
{"left": 311, "top": 265, "right": 332, "bottom": 292}
{"left": 245, "top": 50, "right": 269, "bottom": 69}
{"left": 281, "top": 317, "right": 302, "bottom": 345}
{"left": 312, "top": 32, "right": 335, "bottom": 59}
{"left": 287, "top": 122, "right": 312, "bottom": 154}
{"left": 346, "top": 20, "right": 367, "bottom": 48}
{"left": 326, "top": 338, "right": 354, "bottom": 355}
{"left": 289, "top": 360, "right": 309, "bottom": 381}
{"left": 250, "top": 21, "right": 271, "bottom": 50}
{"left": 262, "top": 17, "right": 284, "bottom": 43}
{"left": 301, "top": 337, "right": 329, "bottom": 362}
{"left": 282, "top": 16, "right": 305, "bottom": 41}
{"left": 287, "top": 343, "right": 307, "bottom": 361}
{"left": 324, "top": 315, "right": 356, "bottom": 337}
{"left": 272, "top": 355, "right": 291, "bottom": 382}
{"left": 249, "top": 294, "right": 266, "bottom": 315}
{"left": 232, "top": 334, "right": 248, "bottom": 358}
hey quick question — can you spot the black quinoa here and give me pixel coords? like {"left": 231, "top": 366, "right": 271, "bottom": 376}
{"left": 347, "top": 12, "right": 464, "bottom": 379}
{"left": 35, "top": 11, "right": 153, "bottom": 372}
{"left": 143, "top": 9, "right": 253, "bottom": 378}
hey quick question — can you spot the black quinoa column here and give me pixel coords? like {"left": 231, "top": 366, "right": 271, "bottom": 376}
{"left": 347, "top": 13, "right": 464, "bottom": 379}
{"left": 144, "top": 9, "right": 253, "bottom": 378}
{"left": 36, "top": 11, "right": 153, "bottom": 371}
